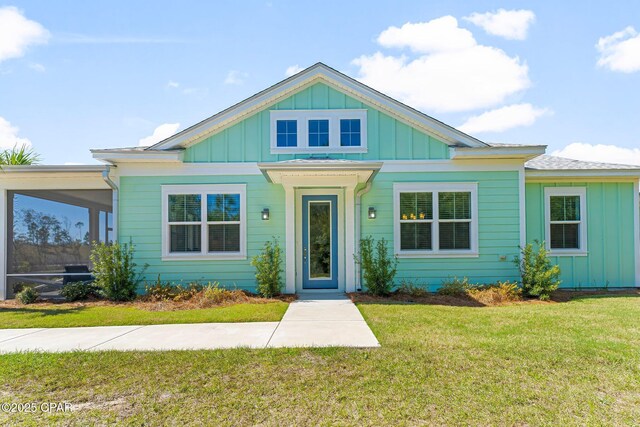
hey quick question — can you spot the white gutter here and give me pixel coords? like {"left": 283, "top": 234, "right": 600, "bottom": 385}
{"left": 102, "top": 166, "right": 119, "bottom": 242}
{"left": 354, "top": 182, "right": 373, "bottom": 291}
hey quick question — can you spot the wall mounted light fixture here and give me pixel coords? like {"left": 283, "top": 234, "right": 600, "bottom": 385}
{"left": 261, "top": 208, "right": 270, "bottom": 220}
{"left": 368, "top": 207, "right": 376, "bottom": 219}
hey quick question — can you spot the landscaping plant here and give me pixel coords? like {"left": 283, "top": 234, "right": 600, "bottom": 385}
{"left": 437, "top": 276, "right": 472, "bottom": 296}
{"left": 251, "top": 238, "right": 283, "bottom": 298}
{"left": 60, "top": 281, "right": 100, "bottom": 302}
{"left": 90, "top": 241, "right": 147, "bottom": 301}
{"left": 514, "top": 240, "right": 561, "bottom": 300}
{"left": 16, "top": 286, "right": 38, "bottom": 304}
{"left": 356, "top": 236, "right": 398, "bottom": 296}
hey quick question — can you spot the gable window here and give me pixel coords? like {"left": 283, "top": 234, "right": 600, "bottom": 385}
{"left": 544, "top": 187, "right": 587, "bottom": 255}
{"left": 270, "top": 109, "right": 367, "bottom": 153}
{"left": 340, "top": 119, "right": 361, "bottom": 147}
{"left": 162, "top": 184, "right": 246, "bottom": 260}
{"left": 308, "top": 119, "right": 329, "bottom": 147}
{"left": 394, "top": 183, "right": 478, "bottom": 257}
{"left": 276, "top": 120, "right": 297, "bottom": 147}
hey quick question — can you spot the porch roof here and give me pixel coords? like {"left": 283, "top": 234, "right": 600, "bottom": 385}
{"left": 257, "top": 158, "right": 383, "bottom": 185}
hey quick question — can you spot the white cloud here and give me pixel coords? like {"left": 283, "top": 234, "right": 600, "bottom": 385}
{"left": 551, "top": 142, "right": 640, "bottom": 166}
{"left": 0, "top": 6, "right": 50, "bottom": 63}
{"left": 378, "top": 16, "right": 476, "bottom": 53}
{"left": 139, "top": 123, "right": 180, "bottom": 146}
{"left": 596, "top": 26, "right": 640, "bottom": 73}
{"left": 28, "top": 62, "right": 45, "bottom": 72}
{"left": 0, "top": 116, "right": 32, "bottom": 150}
{"left": 167, "top": 80, "right": 180, "bottom": 88}
{"left": 458, "top": 103, "right": 550, "bottom": 134}
{"left": 224, "top": 70, "right": 248, "bottom": 85}
{"left": 285, "top": 64, "right": 304, "bottom": 77}
{"left": 464, "top": 9, "right": 535, "bottom": 40}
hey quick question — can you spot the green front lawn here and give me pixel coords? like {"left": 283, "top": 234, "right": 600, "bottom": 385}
{"left": 0, "top": 302, "right": 288, "bottom": 328}
{"left": 2, "top": 294, "right": 639, "bottom": 425}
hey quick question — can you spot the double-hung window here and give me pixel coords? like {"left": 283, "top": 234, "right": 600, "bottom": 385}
{"left": 270, "top": 110, "right": 367, "bottom": 153}
{"left": 394, "top": 183, "right": 478, "bottom": 257}
{"left": 544, "top": 187, "right": 587, "bottom": 255}
{"left": 162, "top": 184, "right": 246, "bottom": 260}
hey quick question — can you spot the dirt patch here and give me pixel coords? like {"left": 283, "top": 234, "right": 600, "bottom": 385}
{"left": 348, "top": 289, "right": 639, "bottom": 307}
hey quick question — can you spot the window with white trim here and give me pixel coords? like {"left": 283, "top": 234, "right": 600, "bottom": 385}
{"left": 162, "top": 184, "right": 246, "bottom": 260}
{"left": 270, "top": 109, "right": 367, "bottom": 153}
{"left": 394, "top": 183, "right": 478, "bottom": 257}
{"left": 544, "top": 187, "right": 587, "bottom": 254}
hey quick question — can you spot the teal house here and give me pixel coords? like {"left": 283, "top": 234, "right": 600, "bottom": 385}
{"left": 1, "top": 63, "right": 639, "bottom": 298}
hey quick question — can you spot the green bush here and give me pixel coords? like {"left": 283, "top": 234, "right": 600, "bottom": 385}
{"left": 514, "top": 240, "right": 561, "bottom": 300}
{"left": 397, "top": 280, "right": 429, "bottom": 297}
{"left": 438, "top": 277, "right": 472, "bottom": 296}
{"left": 466, "top": 281, "right": 523, "bottom": 304}
{"left": 60, "top": 281, "right": 100, "bottom": 302}
{"left": 144, "top": 278, "right": 203, "bottom": 302}
{"left": 356, "top": 236, "right": 398, "bottom": 296}
{"left": 90, "top": 241, "right": 147, "bottom": 301}
{"left": 251, "top": 238, "right": 283, "bottom": 298}
{"left": 16, "top": 286, "right": 38, "bottom": 304}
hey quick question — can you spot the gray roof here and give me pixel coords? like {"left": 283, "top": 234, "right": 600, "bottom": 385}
{"left": 526, "top": 154, "right": 640, "bottom": 170}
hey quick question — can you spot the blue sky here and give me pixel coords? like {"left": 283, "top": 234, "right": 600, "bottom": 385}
{"left": 0, "top": 1, "right": 639, "bottom": 165}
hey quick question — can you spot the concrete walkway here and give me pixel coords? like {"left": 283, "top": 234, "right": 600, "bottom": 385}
{"left": 0, "top": 293, "right": 379, "bottom": 353}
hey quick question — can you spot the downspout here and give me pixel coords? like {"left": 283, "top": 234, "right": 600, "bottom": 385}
{"left": 102, "top": 165, "right": 118, "bottom": 242}
{"left": 354, "top": 181, "right": 373, "bottom": 291}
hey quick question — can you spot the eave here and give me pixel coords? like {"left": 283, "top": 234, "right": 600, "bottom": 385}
{"left": 450, "top": 145, "right": 547, "bottom": 161}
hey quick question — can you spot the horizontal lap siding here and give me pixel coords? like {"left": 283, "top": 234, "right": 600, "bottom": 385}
{"left": 182, "top": 82, "right": 450, "bottom": 163}
{"left": 361, "top": 171, "right": 521, "bottom": 291}
{"left": 119, "top": 176, "right": 285, "bottom": 292}
{"left": 525, "top": 182, "right": 636, "bottom": 288}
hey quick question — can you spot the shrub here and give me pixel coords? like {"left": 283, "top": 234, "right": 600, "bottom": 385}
{"left": 60, "top": 281, "right": 100, "bottom": 302}
{"left": 514, "top": 240, "right": 561, "bottom": 300}
{"left": 397, "top": 280, "right": 429, "bottom": 297}
{"left": 144, "top": 278, "right": 202, "bottom": 302}
{"left": 466, "top": 281, "right": 522, "bottom": 305}
{"left": 251, "top": 238, "right": 283, "bottom": 298}
{"left": 90, "top": 241, "right": 147, "bottom": 301}
{"left": 437, "top": 277, "right": 472, "bottom": 296}
{"left": 356, "top": 236, "right": 398, "bottom": 296}
{"left": 16, "top": 286, "right": 38, "bottom": 304}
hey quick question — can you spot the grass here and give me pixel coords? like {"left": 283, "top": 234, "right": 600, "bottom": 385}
{"left": 0, "top": 302, "right": 289, "bottom": 328}
{"left": 1, "top": 293, "right": 639, "bottom": 425}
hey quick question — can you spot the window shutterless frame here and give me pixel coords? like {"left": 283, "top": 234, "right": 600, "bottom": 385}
{"left": 544, "top": 187, "right": 587, "bottom": 256}
{"left": 393, "top": 182, "right": 479, "bottom": 258}
{"left": 270, "top": 109, "right": 367, "bottom": 154}
{"left": 161, "top": 184, "right": 247, "bottom": 260}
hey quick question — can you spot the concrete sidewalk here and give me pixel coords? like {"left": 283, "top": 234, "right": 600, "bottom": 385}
{"left": 0, "top": 293, "right": 379, "bottom": 353}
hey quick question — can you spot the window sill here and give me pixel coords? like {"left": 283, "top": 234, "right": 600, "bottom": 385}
{"left": 270, "top": 147, "right": 367, "bottom": 154}
{"left": 162, "top": 254, "right": 247, "bottom": 261}
{"left": 396, "top": 252, "right": 479, "bottom": 259}
{"left": 547, "top": 250, "right": 588, "bottom": 257}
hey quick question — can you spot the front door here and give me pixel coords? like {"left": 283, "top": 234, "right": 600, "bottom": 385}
{"left": 302, "top": 195, "right": 338, "bottom": 289}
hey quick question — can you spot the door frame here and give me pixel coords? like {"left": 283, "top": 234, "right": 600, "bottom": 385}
{"left": 296, "top": 188, "right": 344, "bottom": 293}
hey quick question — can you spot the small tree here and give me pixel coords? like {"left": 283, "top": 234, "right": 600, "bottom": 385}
{"left": 514, "top": 240, "right": 561, "bottom": 300}
{"left": 90, "top": 241, "right": 146, "bottom": 301}
{"left": 251, "top": 238, "right": 283, "bottom": 298}
{"left": 356, "top": 236, "right": 398, "bottom": 296}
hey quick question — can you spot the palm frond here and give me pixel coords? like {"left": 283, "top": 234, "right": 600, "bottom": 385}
{"left": 0, "top": 145, "right": 41, "bottom": 167}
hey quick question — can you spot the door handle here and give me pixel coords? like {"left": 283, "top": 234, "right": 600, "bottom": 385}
{"left": 303, "top": 246, "right": 308, "bottom": 262}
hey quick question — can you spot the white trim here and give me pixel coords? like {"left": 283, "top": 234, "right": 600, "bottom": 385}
{"left": 270, "top": 109, "right": 367, "bottom": 154}
{"left": 92, "top": 150, "right": 183, "bottom": 163}
{"left": 526, "top": 170, "right": 640, "bottom": 179}
{"left": 296, "top": 189, "right": 345, "bottom": 293}
{"left": 393, "top": 182, "right": 479, "bottom": 258}
{"left": 543, "top": 187, "right": 588, "bottom": 256}
{"left": 116, "top": 162, "right": 261, "bottom": 177}
{"left": 0, "top": 189, "right": 6, "bottom": 300}
{"left": 451, "top": 145, "right": 546, "bottom": 160}
{"left": 161, "top": 184, "right": 247, "bottom": 261}
{"left": 284, "top": 185, "right": 295, "bottom": 294}
{"left": 380, "top": 159, "right": 523, "bottom": 173}
{"left": 344, "top": 186, "right": 356, "bottom": 293}
{"left": 634, "top": 180, "right": 640, "bottom": 287}
{"left": 519, "top": 166, "right": 526, "bottom": 250}
{"left": 148, "top": 64, "right": 487, "bottom": 151}
{"left": 306, "top": 199, "right": 334, "bottom": 281}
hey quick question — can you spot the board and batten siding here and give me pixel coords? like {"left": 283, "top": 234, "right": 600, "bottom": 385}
{"left": 119, "top": 175, "right": 286, "bottom": 291}
{"left": 183, "top": 82, "right": 450, "bottom": 163}
{"left": 361, "top": 171, "right": 522, "bottom": 290}
{"left": 525, "top": 181, "right": 637, "bottom": 287}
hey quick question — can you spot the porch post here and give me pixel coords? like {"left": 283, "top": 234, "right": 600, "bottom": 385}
{"left": 345, "top": 186, "right": 356, "bottom": 293}
{"left": 284, "top": 184, "right": 295, "bottom": 293}
{"left": 0, "top": 189, "right": 6, "bottom": 300}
